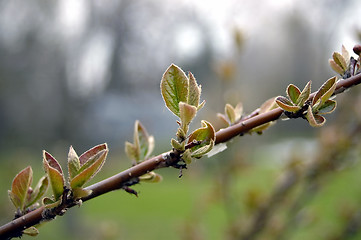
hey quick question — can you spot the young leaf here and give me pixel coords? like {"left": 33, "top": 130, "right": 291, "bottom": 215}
{"left": 68, "top": 146, "right": 80, "bottom": 180}
{"left": 207, "top": 143, "right": 228, "bottom": 158}
{"left": 43, "top": 151, "right": 65, "bottom": 201}
{"left": 234, "top": 103, "right": 243, "bottom": 122}
{"left": 72, "top": 187, "right": 93, "bottom": 199}
{"left": 329, "top": 59, "right": 344, "bottom": 75}
{"left": 312, "top": 76, "right": 337, "bottom": 110}
{"left": 225, "top": 104, "right": 236, "bottom": 124}
{"left": 217, "top": 113, "right": 230, "bottom": 127}
{"left": 139, "top": 172, "right": 163, "bottom": 183}
{"left": 26, "top": 175, "right": 48, "bottom": 208}
{"left": 341, "top": 45, "right": 350, "bottom": 65}
{"left": 125, "top": 141, "right": 137, "bottom": 163}
{"left": 188, "top": 120, "right": 216, "bottom": 151}
{"left": 137, "top": 121, "right": 155, "bottom": 160}
{"left": 23, "top": 227, "right": 39, "bottom": 237}
{"left": 171, "top": 138, "right": 185, "bottom": 151}
{"left": 70, "top": 147, "right": 108, "bottom": 189}
{"left": 187, "top": 72, "right": 201, "bottom": 108}
{"left": 191, "top": 139, "right": 215, "bottom": 158}
{"left": 296, "top": 81, "right": 311, "bottom": 106}
{"left": 161, "top": 64, "right": 189, "bottom": 117}
{"left": 125, "top": 121, "right": 155, "bottom": 164}
{"left": 181, "top": 149, "right": 193, "bottom": 164}
{"left": 333, "top": 52, "right": 347, "bottom": 71}
{"left": 286, "top": 84, "right": 301, "bottom": 104}
{"left": 306, "top": 106, "right": 325, "bottom": 127}
{"left": 259, "top": 97, "right": 278, "bottom": 113}
{"left": 251, "top": 98, "right": 278, "bottom": 133}
{"left": 275, "top": 96, "right": 300, "bottom": 113}
{"left": 317, "top": 100, "right": 337, "bottom": 115}
{"left": 9, "top": 166, "right": 33, "bottom": 210}
{"left": 79, "top": 143, "right": 108, "bottom": 166}
{"left": 179, "top": 102, "right": 197, "bottom": 133}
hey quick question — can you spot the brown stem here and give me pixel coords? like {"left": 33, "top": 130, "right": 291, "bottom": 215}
{"left": 1, "top": 73, "right": 361, "bottom": 239}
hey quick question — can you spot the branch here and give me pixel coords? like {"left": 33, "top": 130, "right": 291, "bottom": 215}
{"left": 1, "top": 73, "right": 361, "bottom": 239}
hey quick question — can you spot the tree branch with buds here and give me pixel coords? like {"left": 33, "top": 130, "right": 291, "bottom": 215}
{"left": 1, "top": 45, "right": 361, "bottom": 239}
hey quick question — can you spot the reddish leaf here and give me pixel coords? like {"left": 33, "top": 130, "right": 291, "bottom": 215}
{"left": 79, "top": 143, "right": 107, "bottom": 166}
{"left": 26, "top": 175, "right": 49, "bottom": 208}
{"left": 9, "top": 166, "right": 33, "bottom": 210}
{"left": 70, "top": 149, "right": 108, "bottom": 189}
{"left": 43, "top": 151, "right": 65, "bottom": 201}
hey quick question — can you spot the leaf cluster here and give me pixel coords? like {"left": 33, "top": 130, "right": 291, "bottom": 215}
{"left": 161, "top": 64, "right": 215, "bottom": 165}
{"left": 329, "top": 45, "right": 361, "bottom": 78}
{"left": 125, "top": 120, "right": 161, "bottom": 183}
{"left": 276, "top": 77, "right": 337, "bottom": 127}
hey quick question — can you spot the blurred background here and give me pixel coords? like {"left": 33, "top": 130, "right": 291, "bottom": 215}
{"left": 1, "top": 0, "right": 361, "bottom": 239}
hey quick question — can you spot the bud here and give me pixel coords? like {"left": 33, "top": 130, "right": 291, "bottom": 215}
{"left": 353, "top": 44, "right": 361, "bottom": 55}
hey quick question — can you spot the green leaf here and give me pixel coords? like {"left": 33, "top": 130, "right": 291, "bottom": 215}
{"left": 341, "top": 45, "right": 350, "bottom": 65}
{"left": 176, "top": 127, "right": 187, "bottom": 141}
{"left": 179, "top": 102, "right": 197, "bottom": 133}
{"left": 70, "top": 147, "right": 108, "bottom": 189}
{"left": 286, "top": 84, "right": 301, "bottom": 104}
{"left": 188, "top": 120, "right": 216, "bottom": 151}
{"left": 197, "top": 100, "right": 206, "bottom": 111}
{"left": 234, "top": 103, "right": 243, "bottom": 122}
{"left": 306, "top": 106, "right": 325, "bottom": 127}
{"left": 225, "top": 104, "right": 236, "bottom": 124}
{"left": 171, "top": 138, "right": 185, "bottom": 151}
{"left": 23, "top": 227, "right": 39, "bottom": 237}
{"left": 125, "top": 141, "right": 137, "bottom": 163}
{"left": 125, "top": 121, "right": 155, "bottom": 163}
{"left": 135, "top": 121, "right": 155, "bottom": 161}
{"left": 139, "top": 172, "right": 163, "bottom": 183}
{"left": 181, "top": 149, "right": 193, "bottom": 164}
{"left": 333, "top": 52, "right": 347, "bottom": 71}
{"left": 191, "top": 139, "right": 215, "bottom": 158}
{"left": 72, "top": 187, "right": 92, "bottom": 199}
{"left": 161, "top": 64, "right": 189, "bottom": 117}
{"left": 43, "top": 197, "right": 61, "bottom": 208}
{"left": 296, "top": 81, "right": 311, "bottom": 106}
{"left": 26, "top": 175, "right": 48, "bottom": 208}
{"left": 68, "top": 146, "right": 80, "bottom": 180}
{"left": 275, "top": 96, "right": 300, "bottom": 113}
{"left": 9, "top": 166, "right": 33, "bottom": 210}
{"left": 43, "top": 151, "right": 65, "bottom": 201}
{"left": 250, "top": 122, "right": 274, "bottom": 134}
{"left": 329, "top": 59, "right": 344, "bottom": 75}
{"left": 187, "top": 72, "right": 201, "bottom": 107}
{"left": 318, "top": 99, "right": 337, "bottom": 115}
{"left": 313, "top": 76, "right": 337, "bottom": 111}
